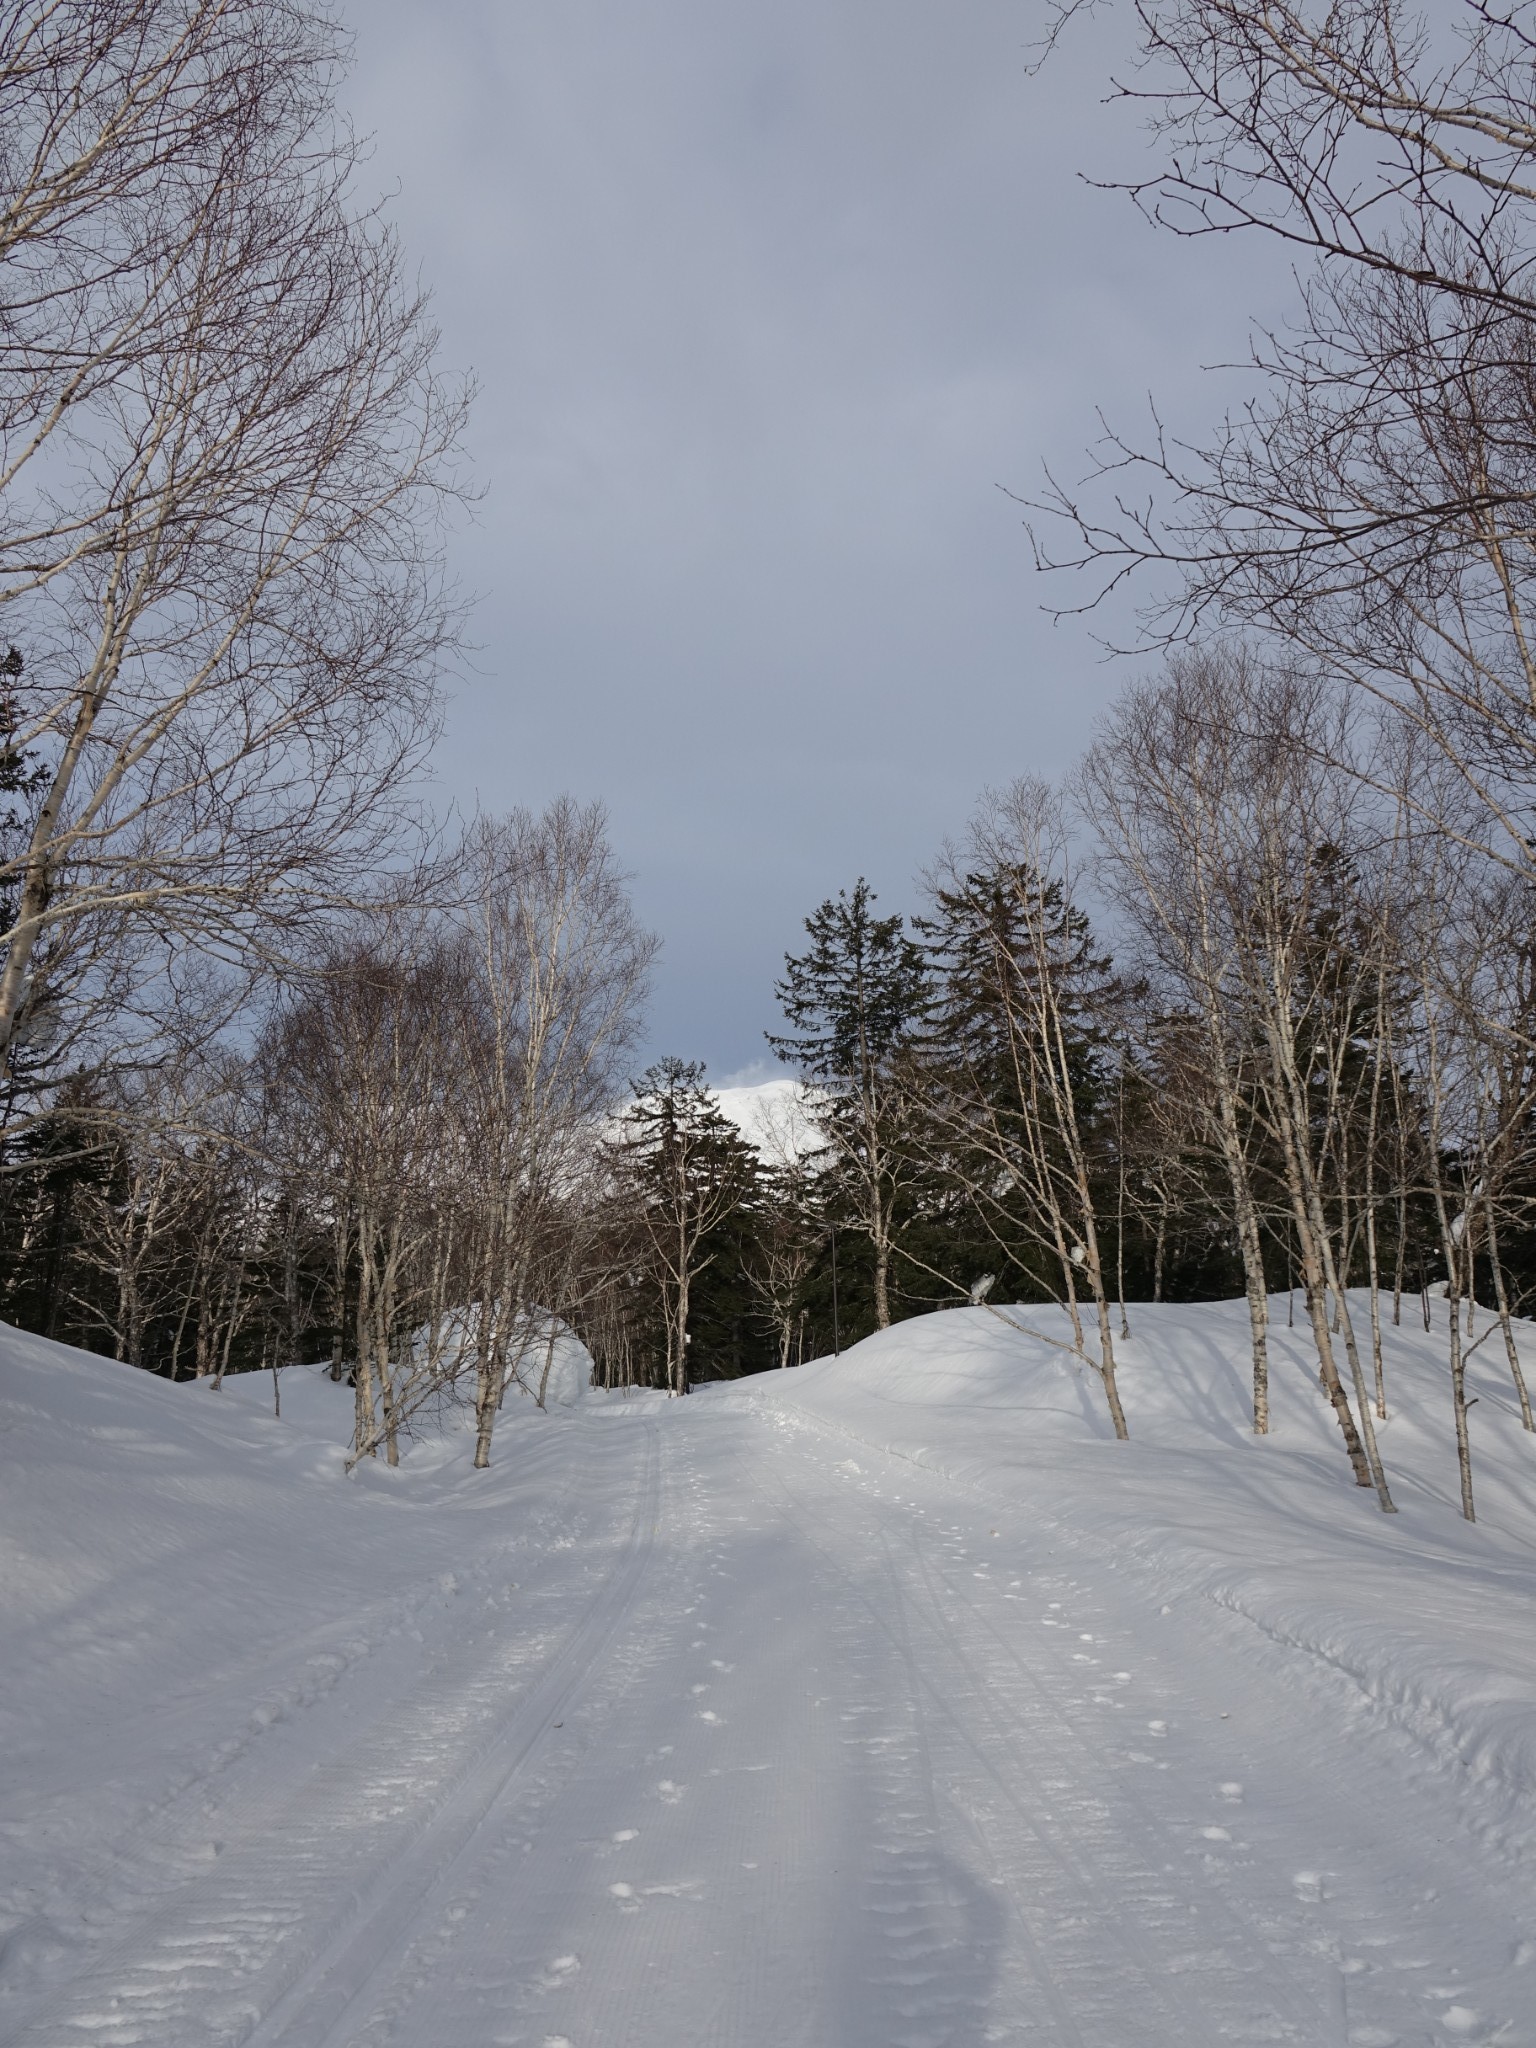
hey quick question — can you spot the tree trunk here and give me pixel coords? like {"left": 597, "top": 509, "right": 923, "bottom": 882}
{"left": 353, "top": 1241, "right": 377, "bottom": 1460}
{"left": 473, "top": 1346, "right": 503, "bottom": 1469}
{"left": 675, "top": 1266, "right": 691, "bottom": 1395}
{"left": 1484, "top": 1194, "right": 1534, "bottom": 1430}
{"left": 1393, "top": 1189, "right": 1406, "bottom": 1326}
{"left": 1270, "top": 1065, "right": 1373, "bottom": 1488}
{"left": 1215, "top": 1083, "right": 1270, "bottom": 1434}
{"left": 1091, "top": 1284, "right": 1130, "bottom": 1440}
{"left": 1443, "top": 1242, "right": 1476, "bottom": 1523}
{"left": 870, "top": 1193, "right": 892, "bottom": 1331}
{"left": 1364, "top": 1199, "right": 1388, "bottom": 1419}
{"left": 1326, "top": 1268, "right": 1395, "bottom": 1511}
{"left": 212, "top": 1273, "right": 243, "bottom": 1391}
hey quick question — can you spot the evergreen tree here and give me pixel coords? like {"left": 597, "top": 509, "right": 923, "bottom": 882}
{"left": 767, "top": 881, "right": 928, "bottom": 1329}
{"left": 612, "top": 1059, "right": 756, "bottom": 1393}
{"left": 913, "top": 861, "right": 1120, "bottom": 1304}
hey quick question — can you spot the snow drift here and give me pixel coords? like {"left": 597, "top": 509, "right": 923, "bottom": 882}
{"left": 745, "top": 1293, "right": 1536, "bottom": 1859}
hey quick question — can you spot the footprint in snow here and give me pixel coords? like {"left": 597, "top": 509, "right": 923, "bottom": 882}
{"left": 1439, "top": 2007, "right": 1485, "bottom": 2037}
{"left": 612, "top": 1828, "right": 638, "bottom": 1842}
{"left": 535, "top": 1954, "right": 580, "bottom": 1991}
{"left": 656, "top": 1779, "right": 684, "bottom": 1803}
{"left": 1220, "top": 1781, "right": 1244, "bottom": 1802}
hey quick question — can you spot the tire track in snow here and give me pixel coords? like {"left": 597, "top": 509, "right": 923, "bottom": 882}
{"left": 0, "top": 1420, "right": 585, "bottom": 2014}
{"left": 755, "top": 1414, "right": 1536, "bottom": 2047}
{"left": 1, "top": 1422, "right": 660, "bottom": 2048}
{"left": 349, "top": 1421, "right": 896, "bottom": 2048}
{"left": 733, "top": 1434, "right": 1334, "bottom": 2046}
{"left": 725, "top": 1442, "right": 1107, "bottom": 2044}
{"left": 867, "top": 1518, "right": 1088, "bottom": 2048}
{"left": 887, "top": 1466, "right": 1536, "bottom": 2046}
{"left": 893, "top": 1516, "right": 1335, "bottom": 2045}
{"left": 243, "top": 1419, "right": 663, "bottom": 2048}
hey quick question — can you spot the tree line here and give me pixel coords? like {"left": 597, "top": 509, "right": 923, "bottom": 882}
{"left": 10, "top": 657, "right": 1536, "bottom": 1527}
{"left": 7, "top": 0, "right": 1536, "bottom": 1526}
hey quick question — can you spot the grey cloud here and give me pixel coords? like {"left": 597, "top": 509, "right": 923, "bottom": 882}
{"left": 339, "top": 0, "right": 1286, "bottom": 1068}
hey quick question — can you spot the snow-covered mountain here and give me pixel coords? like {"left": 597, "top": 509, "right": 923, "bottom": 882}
{"left": 710, "top": 1075, "right": 824, "bottom": 1162}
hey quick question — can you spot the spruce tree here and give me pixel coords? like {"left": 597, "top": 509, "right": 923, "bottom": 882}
{"left": 614, "top": 1059, "right": 756, "bottom": 1393}
{"left": 768, "top": 881, "right": 927, "bottom": 1329}
{"left": 913, "top": 862, "right": 1117, "bottom": 1305}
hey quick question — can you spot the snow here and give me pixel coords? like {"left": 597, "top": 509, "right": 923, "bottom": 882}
{"left": 394, "top": 1311, "right": 600, "bottom": 1415}
{"left": 711, "top": 1076, "right": 825, "bottom": 1163}
{"left": 4, "top": 1295, "right": 1536, "bottom": 2044}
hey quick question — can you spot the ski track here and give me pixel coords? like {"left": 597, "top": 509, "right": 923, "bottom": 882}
{"left": 1, "top": 1422, "right": 587, "bottom": 1983}
{"left": 6, "top": 1398, "right": 1536, "bottom": 2047}
{"left": 1, "top": 1423, "right": 659, "bottom": 2048}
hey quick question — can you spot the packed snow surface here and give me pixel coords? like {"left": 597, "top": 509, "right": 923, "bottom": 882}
{"left": 5, "top": 1295, "right": 1536, "bottom": 2045}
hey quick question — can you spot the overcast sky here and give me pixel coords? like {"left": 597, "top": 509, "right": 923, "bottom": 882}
{"left": 338, "top": 0, "right": 1285, "bottom": 1080}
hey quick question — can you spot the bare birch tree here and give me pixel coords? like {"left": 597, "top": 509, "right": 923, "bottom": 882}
{"left": 1039, "top": 0, "right": 1536, "bottom": 904}
{"left": 1088, "top": 652, "right": 1399, "bottom": 1498}
{"left": 453, "top": 801, "right": 653, "bottom": 1467}
{"left": 1086, "top": 651, "right": 1279, "bottom": 1432}
{"left": 0, "top": 0, "right": 467, "bottom": 1095}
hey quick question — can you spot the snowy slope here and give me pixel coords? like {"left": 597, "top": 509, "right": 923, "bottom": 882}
{"left": 750, "top": 1296, "right": 1536, "bottom": 1866}
{"left": 3, "top": 1301, "right": 1536, "bottom": 2045}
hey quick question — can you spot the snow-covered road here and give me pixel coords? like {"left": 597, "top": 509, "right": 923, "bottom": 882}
{"left": 6, "top": 1341, "right": 1534, "bottom": 2048}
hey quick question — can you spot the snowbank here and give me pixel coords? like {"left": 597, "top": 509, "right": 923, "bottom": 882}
{"left": 391, "top": 1308, "right": 599, "bottom": 1418}
{"left": 744, "top": 1294, "right": 1536, "bottom": 1858}
{"left": 0, "top": 1317, "right": 596, "bottom": 2003}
